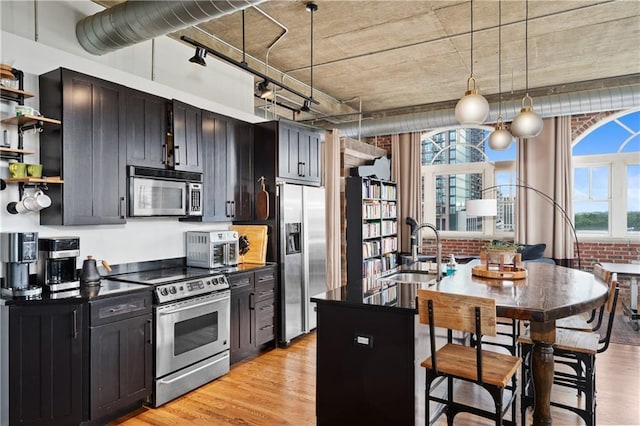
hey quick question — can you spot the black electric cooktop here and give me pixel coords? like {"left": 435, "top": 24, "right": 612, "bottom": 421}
{"left": 110, "top": 267, "right": 227, "bottom": 286}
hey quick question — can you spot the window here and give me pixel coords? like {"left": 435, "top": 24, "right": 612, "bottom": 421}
{"left": 572, "top": 109, "right": 640, "bottom": 237}
{"left": 421, "top": 127, "right": 516, "bottom": 236}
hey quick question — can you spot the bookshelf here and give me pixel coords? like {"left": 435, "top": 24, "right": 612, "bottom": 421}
{"left": 346, "top": 176, "right": 399, "bottom": 302}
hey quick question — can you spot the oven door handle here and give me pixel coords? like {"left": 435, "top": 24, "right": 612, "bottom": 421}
{"left": 157, "top": 296, "right": 229, "bottom": 315}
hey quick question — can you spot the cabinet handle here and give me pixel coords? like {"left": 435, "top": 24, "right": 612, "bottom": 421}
{"left": 162, "top": 143, "right": 167, "bottom": 165}
{"left": 298, "top": 162, "right": 304, "bottom": 176}
{"left": 147, "top": 318, "right": 153, "bottom": 345}
{"left": 119, "top": 196, "right": 126, "bottom": 219}
{"left": 72, "top": 309, "right": 78, "bottom": 339}
{"left": 174, "top": 145, "right": 181, "bottom": 165}
{"left": 231, "top": 201, "right": 235, "bottom": 218}
{"left": 302, "top": 162, "right": 306, "bottom": 177}
{"left": 226, "top": 201, "right": 231, "bottom": 217}
{"left": 249, "top": 293, "right": 255, "bottom": 310}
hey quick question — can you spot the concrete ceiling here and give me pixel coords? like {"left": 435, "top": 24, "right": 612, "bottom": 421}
{"left": 94, "top": 0, "right": 640, "bottom": 130}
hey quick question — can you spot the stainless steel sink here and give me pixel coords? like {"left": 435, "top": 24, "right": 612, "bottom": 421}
{"left": 378, "top": 271, "right": 437, "bottom": 285}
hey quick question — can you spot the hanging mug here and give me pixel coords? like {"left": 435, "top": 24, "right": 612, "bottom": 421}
{"left": 32, "top": 190, "right": 51, "bottom": 210}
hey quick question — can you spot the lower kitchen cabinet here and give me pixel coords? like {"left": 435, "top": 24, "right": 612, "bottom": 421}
{"left": 88, "top": 291, "right": 153, "bottom": 424}
{"left": 8, "top": 303, "right": 84, "bottom": 426}
{"left": 229, "top": 266, "right": 276, "bottom": 364}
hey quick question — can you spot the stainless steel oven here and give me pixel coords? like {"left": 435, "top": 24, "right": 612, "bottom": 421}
{"left": 110, "top": 268, "right": 230, "bottom": 407}
{"left": 154, "top": 290, "right": 230, "bottom": 406}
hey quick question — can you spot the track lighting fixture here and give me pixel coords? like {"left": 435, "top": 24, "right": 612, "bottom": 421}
{"left": 455, "top": 0, "right": 489, "bottom": 125}
{"left": 305, "top": 2, "right": 318, "bottom": 104}
{"left": 257, "top": 79, "right": 273, "bottom": 99}
{"left": 189, "top": 47, "right": 207, "bottom": 66}
{"left": 299, "top": 99, "right": 311, "bottom": 112}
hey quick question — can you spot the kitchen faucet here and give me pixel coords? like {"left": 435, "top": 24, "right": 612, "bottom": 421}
{"left": 410, "top": 222, "right": 442, "bottom": 283}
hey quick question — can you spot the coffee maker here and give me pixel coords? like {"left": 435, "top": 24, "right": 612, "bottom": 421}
{"left": 0, "top": 232, "right": 41, "bottom": 297}
{"left": 38, "top": 237, "right": 80, "bottom": 292}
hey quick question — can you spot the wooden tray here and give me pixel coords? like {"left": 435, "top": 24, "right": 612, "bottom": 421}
{"left": 472, "top": 264, "right": 528, "bottom": 280}
{"left": 230, "top": 225, "right": 268, "bottom": 264}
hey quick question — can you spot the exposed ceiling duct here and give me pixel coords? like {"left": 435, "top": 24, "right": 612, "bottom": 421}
{"left": 333, "top": 84, "right": 640, "bottom": 138}
{"left": 77, "top": 0, "right": 267, "bottom": 56}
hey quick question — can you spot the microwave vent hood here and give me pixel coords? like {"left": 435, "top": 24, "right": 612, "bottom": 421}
{"left": 128, "top": 165, "right": 202, "bottom": 182}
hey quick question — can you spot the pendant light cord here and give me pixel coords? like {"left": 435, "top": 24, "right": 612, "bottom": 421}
{"left": 525, "top": 0, "right": 529, "bottom": 93}
{"left": 310, "top": 5, "right": 314, "bottom": 99}
{"left": 470, "top": 0, "right": 474, "bottom": 76}
{"left": 498, "top": 0, "right": 502, "bottom": 116}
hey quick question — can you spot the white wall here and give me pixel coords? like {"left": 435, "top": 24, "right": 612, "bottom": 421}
{"left": 0, "top": 1, "right": 265, "bottom": 273}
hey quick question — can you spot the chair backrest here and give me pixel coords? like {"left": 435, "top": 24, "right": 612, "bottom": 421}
{"left": 592, "top": 263, "right": 612, "bottom": 285}
{"left": 598, "top": 280, "right": 620, "bottom": 353}
{"left": 417, "top": 289, "right": 496, "bottom": 336}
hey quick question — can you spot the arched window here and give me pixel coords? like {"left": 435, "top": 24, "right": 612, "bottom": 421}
{"left": 572, "top": 109, "right": 640, "bottom": 237}
{"left": 421, "top": 126, "right": 516, "bottom": 236}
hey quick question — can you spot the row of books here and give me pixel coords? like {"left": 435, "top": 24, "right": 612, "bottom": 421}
{"left": 362, "top": 240, "right": 381, "bottom": 258}
{"left": 362, "top": 252, "right": 398, "bottom": 278}
{"left": 381, "top": 220, "right": 397, "bottom": 235}
{"left": 362, "top": 222, "right": 381, "bottom": 238}
{"left": 381, "top": 202, "right": 397, "bottom": 219}
{"left": 361, "top": 180, "right": 397, "bottom": 200}
{"left": 381, "top": 236, "right": 397, "bottom": 253}
{"left": 380, "top": 184, "right": 397, "bottom": 201}
{"left": 362, "top": 201, "right": 381, "bottom": 219}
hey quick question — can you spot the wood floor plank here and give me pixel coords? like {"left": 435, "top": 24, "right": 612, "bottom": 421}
{"left": 110, "top": 332, "right": 640, "bottom": 426}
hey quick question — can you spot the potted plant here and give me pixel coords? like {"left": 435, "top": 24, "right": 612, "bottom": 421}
{"left": 482, "top": 240, "right": 522, "bottom": 267}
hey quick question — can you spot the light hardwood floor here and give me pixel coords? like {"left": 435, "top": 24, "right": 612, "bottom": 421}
{"left": 110, "top": 332, "right": 640, "bottom": 426}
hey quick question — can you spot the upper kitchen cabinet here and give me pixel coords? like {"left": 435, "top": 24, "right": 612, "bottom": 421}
{"left": 201, "top": 110, "right": 253, "bottom": 221}
{"left": 39, "top": 68, "right": 127, "bottom": 225}
{"left": 170, "top": 99, "right": 203, "bottom": 173}
{"left": 254, "top": 120, "right": 322, "bottom": 187}
{"left": 124, "top": 88, "right": 168, "bottom": 169}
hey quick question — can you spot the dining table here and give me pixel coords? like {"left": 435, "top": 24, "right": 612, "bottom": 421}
{"left": 433, "top": 260, "right": 609, "bottom": 426}
{"left": 599, "top": 262, "right": 640, "bottom": 331}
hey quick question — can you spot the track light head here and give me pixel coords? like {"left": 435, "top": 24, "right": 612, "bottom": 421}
{"left": 299, "top": 99, "right": 311, "bottom": 112}
{"left": 257, "top": 80, "right": 273, "bottom": 99}
{"left": 189, "top": 47, "right": 207, "bottom": 66}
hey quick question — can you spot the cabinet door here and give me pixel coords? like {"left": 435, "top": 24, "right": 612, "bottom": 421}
{"left": 201, "top": 110, "right": 230, "bottom": 221}
{"left": 61, "top": 70, "right": 126, "bottom": 225}
{"left": 9, "top": 303, "right": 83, "bottom": 426}
{"left": 228, "top": 119, "right": 254, "bottom": 220}
{"left": 229, "top": 272, "right": 255, "bottom": 363}
{"left": 90, "top": 314, "right": 152, "bottom": 422}
{"left": 304, "top": 129, "right": 322, "bottom": 184}
{"left": 124, "top": 89, "right": 168, "bottom": 169}
{"left": 172, "top": 99, "right": 203, "bottom": 173}
{"left": 278, "top": 123, "right": 301, "bottom": 181}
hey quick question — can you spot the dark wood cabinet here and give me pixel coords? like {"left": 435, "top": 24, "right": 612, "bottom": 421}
{"left": 228, "top": 266, "right": 276, "bottom": 364}
{"left": 171, "top": 99, "right": 203, "bottom": 173}
{"left": 278, "top": 121, "right": 322, "bottom": 185}
{"left": 39, "top": 68, "right": 127, "bottom": 225}
{"left": 229, "top": 271, "right": 255, "bottom": 363}
{"left": 9, "top": 303, "right": 84, "bottom": 426}
{"left": 254, "top": 120, "right": 322, "bottom": 189}
{"left": 88, "top": 291, "right": 153, "bottom": 424}
{"left": 124, "top": 88, "right": 168, "bottom": 169}
{"left": 315, "top": 301, "right": 415, "bottom": 426}
{"left": 201, "top": 110, "right": 253, "bottom": 221}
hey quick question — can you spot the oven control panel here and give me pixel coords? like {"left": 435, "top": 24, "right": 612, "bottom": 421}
{"left": 155, "top": 274, "right": 229, "bottom": 304}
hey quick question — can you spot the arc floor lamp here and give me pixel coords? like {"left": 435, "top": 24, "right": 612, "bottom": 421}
{"left": 467, "top": 183, "right": 581, "bottom": 270}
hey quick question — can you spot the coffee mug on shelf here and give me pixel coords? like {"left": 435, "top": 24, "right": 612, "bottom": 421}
{"left": 26, "top": 163, "right": 43, "bottom": 178}
{"left": 8, "top": 162, "right": 26, "bottom": 178}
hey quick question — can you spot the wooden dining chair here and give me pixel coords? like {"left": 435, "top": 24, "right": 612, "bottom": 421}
{"left": 556, "top": 263, "right": 612, "bottom": 332}
{"left": 518, "top": 279, "right": 620, "bottom": 426}
{"left": 417, "top": 289, "right": 521, "bottom": 426}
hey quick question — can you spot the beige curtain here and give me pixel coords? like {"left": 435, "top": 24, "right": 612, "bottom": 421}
{"left": 392, "top": 132, "right": 422, "bottom": 253}
{"left": 324, "top": 129, "right": 342, "bottom": 289}
{"left": 516, "top": 116, "right": 574, "bottom": 264}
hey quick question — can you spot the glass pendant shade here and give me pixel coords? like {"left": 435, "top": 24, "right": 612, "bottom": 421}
{"left": 511, "top": 94, "right": 543, "bottom": 138}
{"left": 488, "top": 117, "right": 512, "bottom": 150}
{"left": 455, "top": 76, "right": 490, "bottom": 125}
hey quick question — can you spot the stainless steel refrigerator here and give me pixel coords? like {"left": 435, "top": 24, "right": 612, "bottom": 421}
{"left": 278, "top": 183, "right": 327, "bottom": 345}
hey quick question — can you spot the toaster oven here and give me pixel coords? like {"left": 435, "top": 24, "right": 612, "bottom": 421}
{"left": 186, "top": 231, "right": 239, "bottom": 268}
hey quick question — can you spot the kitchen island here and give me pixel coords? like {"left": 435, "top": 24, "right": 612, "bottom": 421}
{"left": 312, "top": 260, "right": 609, "bottom": 426}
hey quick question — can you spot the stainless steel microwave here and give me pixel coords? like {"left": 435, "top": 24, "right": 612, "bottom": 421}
{"left": 128, "top": 166, "right": 203, "bottom": 217}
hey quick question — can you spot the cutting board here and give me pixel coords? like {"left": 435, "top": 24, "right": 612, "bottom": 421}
{"left": 230, "top": 225, "right": 268, "bottom": 264}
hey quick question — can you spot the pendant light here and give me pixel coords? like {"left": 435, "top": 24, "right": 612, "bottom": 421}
{"left": 511, "top": 0, "right": 543, "bottom": 138}
{"left": 455, "top": 0, "right": 490, "bottom": 125}
{"left": 488, "top": 0, "right": 512, "bottom": 150}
